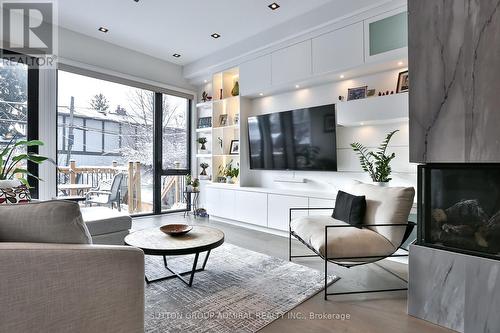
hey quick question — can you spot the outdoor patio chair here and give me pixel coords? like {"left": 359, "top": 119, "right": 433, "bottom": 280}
{"left": 85, "top": 173, "right": 124, "bottom": 211}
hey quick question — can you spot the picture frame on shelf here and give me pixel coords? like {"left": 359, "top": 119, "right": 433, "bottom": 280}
{"left": 197, "top": 117, "right": 212, "bottom": 128}
{"left": 347, "top": 86, "right": 368, "bottom": 101}
{"left": 396, "top": 70, "right": 409, "bottom": 93}
{"left": 367, "top": 89, "right": 376, "bottom": 97}
{"left": 219, "top": 114, "right": 228, "bottom": 127}
{"left": 229, "top": 140, "right": 240, "bottom": 155}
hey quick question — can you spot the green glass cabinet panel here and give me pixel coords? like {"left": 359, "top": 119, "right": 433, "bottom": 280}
{"left": 369, "top": 12, "right": 408, "bottom": 56}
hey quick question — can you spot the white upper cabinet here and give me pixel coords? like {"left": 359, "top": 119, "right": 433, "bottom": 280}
{"left": 271, "top": 40, "right": 312, "bottom": 86}
{"left": 364, "top": 8, "right": 408, "bottom": 63}
{"left": 312, "top": 22, "right": 364, "bottom": 75}
{"left": 239, "top": 55, "right": 272, "bottom": 96}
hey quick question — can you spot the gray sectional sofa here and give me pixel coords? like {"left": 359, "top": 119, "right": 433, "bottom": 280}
{"left": 0, "top": 201, "right": 144, "bottom": 333}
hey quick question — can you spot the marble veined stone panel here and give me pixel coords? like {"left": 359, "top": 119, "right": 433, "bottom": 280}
{"left": 409, "top": 0, "right": 500, "bottom": 162}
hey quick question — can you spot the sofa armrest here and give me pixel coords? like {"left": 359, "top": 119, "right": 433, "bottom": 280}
{"left": 0, "top": 243, "right": 145, "bottom": 333}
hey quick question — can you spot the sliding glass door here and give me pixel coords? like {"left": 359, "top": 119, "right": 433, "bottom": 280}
{"left": 56, "top": 69, "right": 190, "bottom": 215}
{"left": 159, "top": 95, "right": 190, "bottom": 213}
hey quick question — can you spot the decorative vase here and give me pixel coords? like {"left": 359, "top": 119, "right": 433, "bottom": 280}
{"left": 231, "top": 81, "right": 239, "bottom": 96}
{"left": 226, "top": 176, "right": 233, "bottom": 184}
{"left": 200, "top": 168, "right": 207, "bottom": 176}
{"left": 200, "top": 143, "right": 206, "bottom": 150}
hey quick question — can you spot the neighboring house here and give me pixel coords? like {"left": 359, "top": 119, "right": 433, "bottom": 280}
{"left": 57, "top": 105, "right": 187, "bottom": 168}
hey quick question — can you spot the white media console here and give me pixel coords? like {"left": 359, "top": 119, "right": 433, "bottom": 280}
{"left": 204, "top": 184, "right": 336, "bottom": 234}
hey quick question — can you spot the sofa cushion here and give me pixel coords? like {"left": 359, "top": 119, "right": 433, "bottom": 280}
{"left": 291, "top": 215, "right": 396, "bottom": 263}
{"left": 80, "top": 207, "right": 131, "bottom": 236}
{"left": 0, "top": 200, "right": 92, "bottom": 244}
{"left": 348, "top": 181, "right": 415, "bottom": 248}
{"left": 332, "top": 190, "right": 366, "bottom": 228}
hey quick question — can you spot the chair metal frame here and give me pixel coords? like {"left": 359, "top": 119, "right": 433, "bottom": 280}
{"left": 288, "top": 207, "right": 416, "bottom": 300}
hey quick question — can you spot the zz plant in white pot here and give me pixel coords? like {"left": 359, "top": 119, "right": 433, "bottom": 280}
{"left": 350, "top": 130, "right": 399, "bottom": 186}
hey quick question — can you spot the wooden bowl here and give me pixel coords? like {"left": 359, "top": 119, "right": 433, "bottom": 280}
{"left": 160, "top": 224, "right": 193, "bottom": 236}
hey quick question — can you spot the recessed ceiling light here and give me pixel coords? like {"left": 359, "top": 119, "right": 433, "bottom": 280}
{"left": 98, "top": 27, "right": 109, "bottom": 33}
{"left": 340, "top": 74, "right": 345, "bottom": 79}
{"left": 398, "top": 61, "right": 404, "bottom": 66}
{"left": 211, "top": 33, "right": 221, "bottom": 39}
{"left": 204, "top": 79, "right": 208, "bottom": 83}
{"left": 172, "top": 53, "right": 181, "bottom": 58}
{"left": 295, "top": 84, "right": 300, "bottom": 89}
{"left": 259, "top": 93, "right": 264, "bottom": 96}
{"left": 268, "top": 2, "right": 280, "bottom": 10}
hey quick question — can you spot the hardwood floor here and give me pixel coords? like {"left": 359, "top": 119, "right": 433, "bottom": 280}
{"left": 133, "top": 213, "right": 454, "bottom": 333}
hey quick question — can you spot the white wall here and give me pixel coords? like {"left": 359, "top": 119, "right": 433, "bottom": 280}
{"left": 244, "top": 69, "right": 416, "bottom": 194}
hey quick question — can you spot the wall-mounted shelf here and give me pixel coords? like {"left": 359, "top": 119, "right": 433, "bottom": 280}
{"left": 195, "top": 127, "right": 213, "bottom": 133}
{"left": 213, "top": 124, "right": 239, "bottom": 130}
{"left": 336, "top": 92, "right": 408, "bottom": 127}
{"left": 196, "top": 101, "right": 213, "bottom": 109}
{"left": 196, "top": 153, "right": 212, "bottom": 158}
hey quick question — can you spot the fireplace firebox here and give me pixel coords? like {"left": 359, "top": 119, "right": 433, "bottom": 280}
{"left": 418, "top": 164, "right": 500, "bottom": 260}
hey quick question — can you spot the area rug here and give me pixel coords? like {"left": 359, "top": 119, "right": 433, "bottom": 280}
{"left": 144, "top": 243, "right": 336, "bottom": 333}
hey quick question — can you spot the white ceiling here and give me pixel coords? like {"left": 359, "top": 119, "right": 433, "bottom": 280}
{"left": 57, "top": 0, "right": 382, "bottom": 66}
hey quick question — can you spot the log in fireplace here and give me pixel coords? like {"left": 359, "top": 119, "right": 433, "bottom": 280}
{"left": 417, "top": 164, "right": 500, "bottom": 260}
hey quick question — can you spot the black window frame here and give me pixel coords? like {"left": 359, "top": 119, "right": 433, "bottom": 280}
{"left": 55, "top": 68, "right": 192, "bottom": 216}
{"left": 0, "top": 50, "right": 40, "bottom": 198}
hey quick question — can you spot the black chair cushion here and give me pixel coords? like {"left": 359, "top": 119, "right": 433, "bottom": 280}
{"left": 332, "top": 190, "right": 366, "bottom": 228}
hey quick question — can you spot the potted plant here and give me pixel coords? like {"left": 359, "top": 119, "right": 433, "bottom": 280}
{"left": 185, "top": 174, "right": 193, "bottom": 191}
{"left": 200, "top": 162, "right": 209, "bottom": 176}
{"left": 0, "top": 137, "right": 48, "bottom": 188}
{"left": 197, "top": 137, "right": 208, "bottom": 150}
{"left": 192, "top": 178, "right": 200, "bottom": 192}
{"left": 219, "top": 160, "right": 240, "bottom": 184}
{"left": 350, "top": 130, "right": 398, "bottom": 186}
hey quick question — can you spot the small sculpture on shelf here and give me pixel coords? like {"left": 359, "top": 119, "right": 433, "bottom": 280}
{"left": 231, "top": 81, "right": 239, "bottom": 96}
{"left": 197, "top": 137, "right": 208, "bottom": 150}
{"left": 201, "top": 91, "right": 208, "bottom": 102}
{"left": 200, "top": 162, "right": 209, "bottom": 176}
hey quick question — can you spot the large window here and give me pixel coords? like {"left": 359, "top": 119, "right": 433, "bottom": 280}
{"left": 0, "top": 53, "right": 38, "bottom": 195}
{"left": 56, "top": 69, "right": 190, "bottom": 215}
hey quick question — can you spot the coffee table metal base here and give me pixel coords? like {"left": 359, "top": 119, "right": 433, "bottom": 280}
{"left": 145, "top": 250, "right": 211, "bottom": 287}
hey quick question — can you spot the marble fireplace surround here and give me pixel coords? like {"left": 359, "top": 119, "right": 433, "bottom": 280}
{"left": 408, "top": 245, "right": 500, "bottom": 333}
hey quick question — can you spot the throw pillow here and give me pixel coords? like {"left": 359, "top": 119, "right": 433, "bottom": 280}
{"left": 0, "top": 185, "right": 32, "bottom": 205}
{"left": 332, "top": 190, "right": 366, "bottom": 228}
{"left": 0, "top": 200, "right": 92, "bottom": 244}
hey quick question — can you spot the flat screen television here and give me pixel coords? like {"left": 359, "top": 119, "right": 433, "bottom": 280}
{"left": 248, "top": 104, "right": 337, "bottom": 171}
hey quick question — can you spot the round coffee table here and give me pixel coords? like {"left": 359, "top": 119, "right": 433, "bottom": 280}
{"left": 125, "top": 225, "right": 224, "bottom": 286}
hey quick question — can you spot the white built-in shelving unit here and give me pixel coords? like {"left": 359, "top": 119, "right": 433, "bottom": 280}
{"left": 195, "top": 67, "right": 242, "bottom": 185}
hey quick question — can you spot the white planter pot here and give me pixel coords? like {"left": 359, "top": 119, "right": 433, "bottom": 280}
{"left": 372, "top": 181, "right": 390, "bottom": 187}
{"left": 186, "top": 185, "right": 193, "bottom": 192}
{"left": 226, "top": 176, "right": 233, "bottom": 184}
{"left": 0, "top": 179, "right": 22, "bottom": 189}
